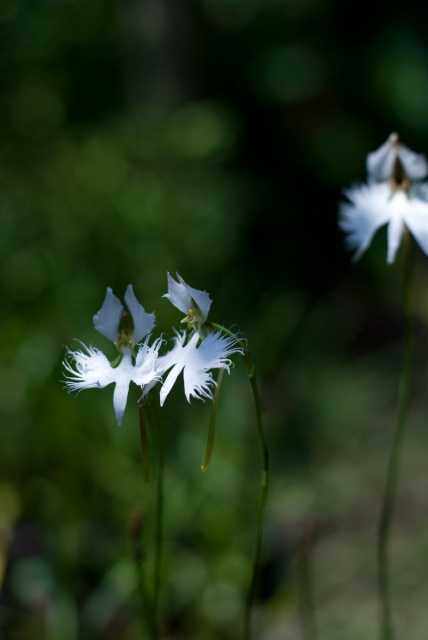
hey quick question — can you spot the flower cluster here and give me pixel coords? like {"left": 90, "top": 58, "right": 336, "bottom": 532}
{"left": 64, "top": 275, "right": 243, "bottom": 424}
{"left": 339, "top": 133, "right": 428, "bottom": 263}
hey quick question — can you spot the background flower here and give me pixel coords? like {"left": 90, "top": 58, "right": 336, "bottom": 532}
{"left": 339, "top": 136, "right": 428, "bottom": 263}
{"left": 340, "top": 181, "right": 428, "bottom": 263}
{"left": 366, "top": 132, "right": 428, "bottom": 181}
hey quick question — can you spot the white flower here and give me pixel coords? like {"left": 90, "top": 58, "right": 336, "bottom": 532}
{"left": 367, "top": 132, "right": 427, "bottom": 182}
{"left": 163, "top": 272, "right": 212, "bottom": 334}
{"left": 339, "top": 134, "right": 428, "bottom": 263}
{"left": 160, "top": 273, "right": 243, "bottom": 406}
{"left": 64, "top": 339, "right": 163, "bottom": 425}
{"left": 160, "top": 330, "right": 242, "bottom": 405}
{"left": 64, "top": 285, "right": 161, "bottom": 425}
{"left": 94, "top": 285, "right": 155, "bottom": 346}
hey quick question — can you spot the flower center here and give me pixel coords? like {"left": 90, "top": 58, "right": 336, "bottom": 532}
{"left": 181, "top": 307, "right": 201, "bottom": 327}
{"left": 115, "top": 330, "right": 133, "bottom": 353}
{"left": 390, "top": 156, "right": 410, "bottom": 192}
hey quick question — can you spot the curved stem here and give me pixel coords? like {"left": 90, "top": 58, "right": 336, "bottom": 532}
{"left": 377, "top": 230, "right": 414, "bottom": 640}
{"left": 244, "top": 362, "right": 269, "bottom": 640}
{"left": 128, "top": 505, "right": 156, "bottom": 639}
{"left": 150, "top": 395, "right": 164, "bottom": 638}
{"left": 136, "top": 385, "right": 150, "bottom": 484}
{"left": 202, "top": 368, "right": 225, "bottom": 471}
{"left": 210, "top": 323, "right": 269, "bottom": 640}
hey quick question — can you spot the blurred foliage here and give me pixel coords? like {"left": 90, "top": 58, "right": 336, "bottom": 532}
{"left": 2, "top": 0, "right": 428, "bottom": 638}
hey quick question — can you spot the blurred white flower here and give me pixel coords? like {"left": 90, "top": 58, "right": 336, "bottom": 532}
{"left": 366, "top": 132, "right": 427, "bottom": 182}
{"left": 64, "top": 285, "right": 161, "bottom": 425}
{"left": 339, "top": 134, "right": 428, "bottom": 263}
{"left": 160, "top": 273, "right": 243, "bottom": 406}
{"left": 340, "top": 182, "right": 428, "bottom": 264}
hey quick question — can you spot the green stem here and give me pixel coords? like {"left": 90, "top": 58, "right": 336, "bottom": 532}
{"left": 377, "top": 230, "right": 414, "bottom": 640}
{"left": 136, "top": 386, "right": 150, "bottom": 484}
{"left": 136, "top": 561, "right": 155, "bottom": 639}
{"left": 202, "top": 368, "right": 225, "bottom": 471}
{"left": 244, "top": 356, "right": 269, "bottom": 640}
{"left": 210, "top": 323, "right": 269, "bottom": 640}
{"left": 128, "top": 505, "right": 156, "bottom": 639}
{"left": 150, "top": 395, "right": 164, "bottom": 638}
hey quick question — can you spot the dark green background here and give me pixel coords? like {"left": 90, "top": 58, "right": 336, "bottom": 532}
{"left": 2, "top": 0, "right": 428, "bottom": 638}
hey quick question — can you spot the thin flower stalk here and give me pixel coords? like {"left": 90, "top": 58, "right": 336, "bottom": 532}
{"left": 202, "top": 368, "right": 225, "bottom": 472}
{"left": 339, "top": 136, "right": 421, "bottom": 640}
{"left": 137, "top": 386, "right": 150, "bottom": 483}
{"left": 209, "top": 323, "right": 269, "bottom": 640}
{"left": 148, "top": 393, "right": 164, "bottom": 638}
{"left": 128, "top": 505, "right": 156, "bottom": 640}
{"left": 161, "top": 275, "right": 263, "bottom": 636}
{"left": 377, "top": 230, "right": 414, "bottom": 640}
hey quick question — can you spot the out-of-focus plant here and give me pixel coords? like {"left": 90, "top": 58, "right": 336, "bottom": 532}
{"left": 339, "top": 133, "right": 428, "bottom": 640}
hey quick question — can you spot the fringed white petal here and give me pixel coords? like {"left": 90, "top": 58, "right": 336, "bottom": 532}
{"left": 160, "top": 330, "right": 243, "bottom": 405}
{"left": 93, "top": 288, "right": 123, "bottom": 342}
{"left": 102, "top": 353, "right": 135, "bottom": 426}
{"left": 109, "top": 350, "right": 163, "bottom": 423}
{"left": 64, "top": 345, "right": 162, "bottom": 425}
{"left": 340, "top": 182, "right": 428, "bottom": 263}
{"left": 151, "top": 333, "right": 182, "bottom": 403}
{"left": 112, "top": 355, "right": 133, "bottom": 426}
{"left": 124, "top": 284, "right": 156, "bottom": 343}
{"left": 159, "top": 332, "right": 189, "bottom": 406}
{"left": 64, "top": 345, "right": 117, "bottom": 390}
{"left": 65, "top": 347, "right": 133, "bottom": 425}
{"left": 339, "top": 182, "right": 391, "bottom": 261}
{"left": 163, "top": 273, "right": 212, "bottom": 322}
{"left": 132, "top": 337, "right": 163, "bottom": 387}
